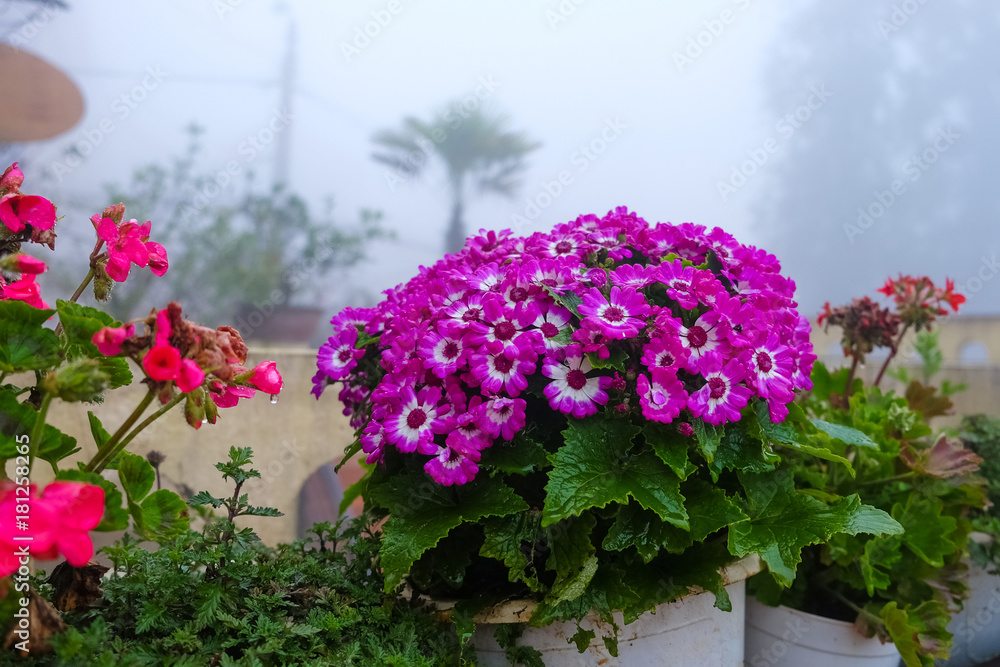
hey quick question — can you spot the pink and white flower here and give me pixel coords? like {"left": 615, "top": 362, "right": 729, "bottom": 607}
{"left": 579, "top": 286, "right": 650, "bottom": 340}
{"left": 542, "top": 345, "right": 611, "bottom": 418}
{"left": 687, "top": 354, "right": 753, "bottom": 425}
{"left": 479, "top": 396, "right": 527, "bottom": 441}
{"left": 636, "top": 368, "right": 687, "bottom": 423}
{"left": 384, "top": 385, "right": 452, "bottom": 455}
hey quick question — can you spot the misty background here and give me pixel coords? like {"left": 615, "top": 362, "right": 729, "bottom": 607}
{"left": 3, "top": 0, "right": 998, "bottom": 332}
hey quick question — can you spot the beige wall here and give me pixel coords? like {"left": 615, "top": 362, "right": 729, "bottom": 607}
{"left": 14, "top": 317, "right": 1000, "bottom": 547}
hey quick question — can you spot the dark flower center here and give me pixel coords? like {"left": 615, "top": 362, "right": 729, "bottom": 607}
{"left": 604, "top": 306, "right": 625, "bottom": 323}
{"left": 755, "top": 351, "right": 773, "bottom": 373}
{"left": 493, "top": 356, "right": 514, "bottom": 373}
{"left": 541, "top": 322, "right": 559, "bottom": 338}
{"left": 687, "top": 326, "right": 708, "bottom": 348}
{"left": 443, "top": 342, "right": 460, "bottom": 359}
{"left": 658, "top": 352, "right": 675, "bottom": 367}
{"left": 463, "top": 307, "right": 482, "bottom": 322}
{"left": 406, "top": 408, "right": 427, "bottom": 429}
{"left": 566, "top": 369, "right": 588, "bottom": 391}
{"left": 554, "top": 240, "right": 572, "bottom": 254}
{"left": 509, "top": 287, "right": 528, "bottom": 302}
{"left": 708, "top": 377, "right": 727, "bottom": 400}
{"left": 338, "top": 349, "right": 353, "bottom": 363}
{"left": 494, "top": 321, "right": 517, "bottom": 341}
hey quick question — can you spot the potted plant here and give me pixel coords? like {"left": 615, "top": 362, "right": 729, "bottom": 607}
{"left": 314, "top": 208, "right": 903, "bottom": 664}
{"left": 745, "top": 276, "right": 988, "bottom": 667}
{"left": 0, "top": 163, "right": 284, "bottom": 655}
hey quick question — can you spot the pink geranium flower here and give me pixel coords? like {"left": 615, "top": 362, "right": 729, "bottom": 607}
{"left": 0, "top": 481, "right": 105, "bottom": 576}
{"left": 143, "top": 345, "right": 183, "bottom": 381}
{"left": 92, "top": 324, "right": 136, "bottom": 356}
{"left": 175, "top": 359, "right": 206, "bottom": 393}
{"left": 248, "top": 360, "right": 283, "bottom": 394}
{"left": 0, "top": 194, "right": 56, "bottom": 234}
{"left": 542, "top": 345, "right": 611, "bottom": 418}
{"left": 1, "top": 273, "right": 49, "bottom": 309}
{"left": 95, "top": 217, "right": 167, "bottom": 282}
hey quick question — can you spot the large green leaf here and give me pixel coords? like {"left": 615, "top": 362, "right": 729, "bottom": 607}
{"left": 479, "top": 433, "right": 550, "bottom": 476}
{"left": 810, "top": 419, "right": 879, "bottom": 449}
{"left": 692, "top": 419, "right": 723, "bottom": 464}
{"left": 135, "top": 489, "right": 190, "bottom": 542}
{"left": 880, "top": 600, "right": 952, "bottom": 667}
{"left": 708, "top": 422, "right": 778, "bottom": 480}
{"left": 376, "top": 474, "right": 529, "bottom": 592}
{"left": 730, "top": 472, "right": 903, "bottom": 585}
{"left": 118, "top": 451, "right": 156, "bottom": 503}
{"left": 891, "top": 495, "right": 958, "bottom": 567}
{"left": 480, "top": 511, "right": 543, "bottom": 591}
{"left": 642, "top": 423, "right": 697, "bottom": 480}
{"left": 602, "top": 503, "right": 692, "bottom": 562}
{"left": 542, "top": 416, "right": 688, "bottom": 530}
{"left": 0, "top": 392, "right": 79, "bottom": 466}
{"left": 682, "top": 477, "right": 749, "bottom": 542}
{"left": 56, "top": 300, "right": 132, "bottom": 389}
{"left": 750, "top": 400, "right": 855, "bottom": 474}
{"left": 544, "top": 513, "right": 598, "bottom": 605}
{"left": 0, "top": 301, "right": 60, "bottom": 373}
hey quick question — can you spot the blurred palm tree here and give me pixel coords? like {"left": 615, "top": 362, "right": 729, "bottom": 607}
{"left": 372, "top": 105, "right": 540, "bottom": 254}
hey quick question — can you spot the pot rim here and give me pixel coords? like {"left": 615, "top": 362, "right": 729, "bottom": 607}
{"left": 429, "top": 553, "right": 761, "bottom": 624}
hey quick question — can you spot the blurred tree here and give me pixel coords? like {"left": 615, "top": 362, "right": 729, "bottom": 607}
{"left": 755, "top": 0, "right": 1000, "bottom": 315}
{"left": 101, "top": 125, "right": 387, "bottom": 325}
{"left": 372, "top": 105, "right": 540, "bottom": 254}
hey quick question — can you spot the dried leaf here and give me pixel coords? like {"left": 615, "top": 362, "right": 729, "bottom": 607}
{"left": 904, "top": 381, "right": 953, "bottom": 419}
{"left": 901, "top": 436, "right": 983, "bottom": 479}
{"left": 3, "top": 586, "right": 66, "bottom": 655}
{"left": 48, "top": 560, "right": 110, "bottom": 611}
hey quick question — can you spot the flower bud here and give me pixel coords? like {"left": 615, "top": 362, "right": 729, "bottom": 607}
{"left": 100, "top": 203, "right": 126, "bottom": 224}
{"left": 184, "top": 389, "right": 206, "bottom": 429}
{"left": 247, "top": 360, "right": 282, "bottom": 395}
{"left": 93, "top": 259, "right": 114, "bottom": 301}
{"left": 0, "top": 253, "right": 46, "bottom": 274}
{"left": 0, "top": 162, "right": 24, "bottom": 192}
{"left": 204, "top": 394, "right": 219, "bottom": 425}
{"left": 41, "top": 359, "right": 110, "bottom": 402}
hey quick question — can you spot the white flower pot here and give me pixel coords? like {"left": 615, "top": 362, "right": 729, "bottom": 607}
{"left": 469, "top": 555, "right": 760, "bottom": 667}
{"left": 744, "top": 598, "right": 901, "bottom": 667}
{"left": 938, "top": 561, "right": 1000, "bottom": 666}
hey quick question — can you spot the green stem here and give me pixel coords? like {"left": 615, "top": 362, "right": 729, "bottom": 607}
{"left": 857, "top": 471, "right": 916, "bottom": 487}
{"left": 53, "top": 268, "right": 96, "bottom": 337}
{"left": 27, "top": 393, "right": 53, "bottom": 478}
{"left": 85, "top": 391, "right": 155, "bottom": 472}
{"left": 91, "top": 393, "right": 185, "bottom": 474}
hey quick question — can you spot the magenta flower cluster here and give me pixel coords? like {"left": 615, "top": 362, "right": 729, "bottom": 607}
{"left": 315, "top": 208, "right": 816, "bottom": 487}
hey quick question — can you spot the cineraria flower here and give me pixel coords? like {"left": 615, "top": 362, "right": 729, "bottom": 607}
{"left": 688, "top": 354, "right": 753, "bottom": 425}
{"left": 535, "top": 304, "right": 573, "bottom": 356}
{"left": 468, "top": 342, "right": 537, "bottom": 397}
{"left": 383, "top": 385, "right": 452, "bottom": 455}
{"left": 610, "top": 263, "right": 656, "bottom": 289}
{"left": 640, "top": 335, "right": 689, "bottom": 374}
{"left": 360, "top": 421, "right": 387, "bottom": 464}
{"left": 479, "top": 396, "right": 527, "bottom": 441}
{"left": 579, "top": 286, "right": 650, "bottom": 340}
{"left": 467, "top": 297, "right": 541, "bottom": 357}
{"left": 317, "top": 327, "right": 366, "bottom": 380}
{"left": 660, "top": 311, "right": 732, "bottom": 373}
{"left": 542, "top": 345, "right": 611, "bottom": 418}
{"left": 424, "top": 440, "right": 480, "bottom": 486}
{"left": 421, "top": 326, "right": 469, "bottom": 378}
{"left": 636, "top": 368, "right": 687, "bottom": 423}
{"left": 443, "top": 293, "right": 488, "bottom": 332}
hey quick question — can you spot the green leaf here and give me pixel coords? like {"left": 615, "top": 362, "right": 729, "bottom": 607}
{"left": 376, "top": 475, "right": 529, "bottom": 592}
{"left": 642, "top": 423, "right": 697, "bottom": 480}
{"left": 338, "top": 469, "right": 370, "bottom": 516}
{"left": 892, "top": 495, "right": 958, "bottom": 567}
{"left": 810, "top": 419, "right": 878, "bottom": 449}
{"left": 682, "top": 477, "right": 749, "bottom": 542}
{"left": 117, "top": 451, "right": 156, "bottom": 503}
{"left": 97, "top": 356, "right": 133, "bottom": 389}
{"left": 136, "top": 489, "right": 190, "bottom": 542}
{"left": 0, "top": 392, "right": 79, "bottom": 466}
{"left": 602, "top": 503, "right": 692, "bottom": 562}
{"left": 542, "top": 416, "right": 688, "bottom": 530}
{"left": 544, "top": 513, "right": 598, "bottom": 605}
{"left": 708, "top": 422, "right": 778, "bottom": 480}
{"left": 480, "top": 511, "right": 543, "bottom": 591}
{"left": 730, "top": 473, "right": 903, "bottom": 586}
{"left": 859, "top": 535, "right": 902, "bottom": 596}
{"left": 692, "top": 419, "right": 723, "bottom": 464}
{"left": 56, "top": 469, "right": 129, "bottom": 531}
{"left": 334, "top": 440, "right": 362, "bottom": 472}
{"left": 0, "top": 302, "right": 60, "bottom": 373}
{"left": 87, "top": 411, "right": 110, "bottom": 449}
{"left": 569, "top": 626, "right": 596, "bottom": 653}
{"left": 189, "top": 490, "right": 224, "bottom": 509}
{"left": 586, "top": 347, "right": 628, "bottom": 372}
{"left": 541, "top": 285, "right": 581, "bottom": 318}
{"left": 881, "top": 600, "right": 952, "bottom": 666}
{"left": 479, "top": 433, "right": 550, "bottom": 476}
{"left": 750, "top": 402, "right": 856, "bottom": 474}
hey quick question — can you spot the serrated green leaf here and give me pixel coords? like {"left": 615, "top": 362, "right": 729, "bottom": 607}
{"left": 1, "top": 392, "right": 79, "bottom": 466}
{"left": 586, "top": 347, "right": 628, "bottom": 372}
{"left": 541, "top": 285, "right": 581, "bottom": 318}
{"left": 860, "top": 535, "right": 902, "bottom": 596}
{"left": 708, "top": 422, "right": 777, "bottom": 480}
{"left": 479, "top": 433, "right": 550, "bottom": 475}
{"left": 0, "top": 307, "right": 60, "bottom": 372}
{"left": 810, "top": 419, "right": 878, "bottom": 449}
{"left": 542, "top": 416, "right": 688, "bottom": 530}
{"left": 544, "top": 513, "right": 598, "bottom": 605}
{"left": 376, "top": 475, "right": 529, "bottom": 592}
{"left": 643, "top": 423, "right": 697, "bottom": 480}
{"left": 189, "top": 490, "right": 224, "bottom": 509}
{"left": 87, "top": 411, "right": 110, "bottom": 448}
{"left": 881, "top": 600, "right": 952, "bottom": 666}
{"left": 97, "top": 356, "right": 133, "bottom": 389}
{"left": 892, "top": 495, "right": 958, "bottom": 567}
{"left": 751, "top": 400, "right": 856, "bottom": 474}
{"left": 692, "top": 419, "right": 723, "bottom": 464}
{"left": 682, "top": 477, "right": 748, "bottom": 542}
{"left": 480, "top": 511, "right": 543, "bottom": 590}
{"left": 136, "top": 489, "right": 190, "bottom": 542}
{"left": 570, "top": 626, "right": 596, "bottom": 653}
{"left": 118, "top": 451, "right": 156, "bottom": 503}
{"left": 730, "top": 473, "right": 903, "bottom": 586}
{"left": 602, "top": 503, "right": 692, "bottom": 562}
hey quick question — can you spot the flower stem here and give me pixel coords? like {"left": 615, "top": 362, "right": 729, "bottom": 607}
{"left": 27, "top": 392, "right": 53, "bottom": 478}
{"left": 857, "top": 471, "right": 916, "bottom": 487}
{"left": 85, "top": 390, "right": 155, "bottom": 472}
{"left": 873, "top": 323, "right": 911, "bottom": 388}
{"left": 53, "top": 268, "right": 96, "bottom": 338}
{"left": 90, "top": 393, "right": 185, "bottom": 474}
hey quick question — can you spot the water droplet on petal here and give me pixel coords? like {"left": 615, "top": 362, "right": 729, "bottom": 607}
{"left": 270, "top": 394, "right": 279, "bottom": 405}
{"left": 201, "top": 418, "right": 208, "bottom": 424}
